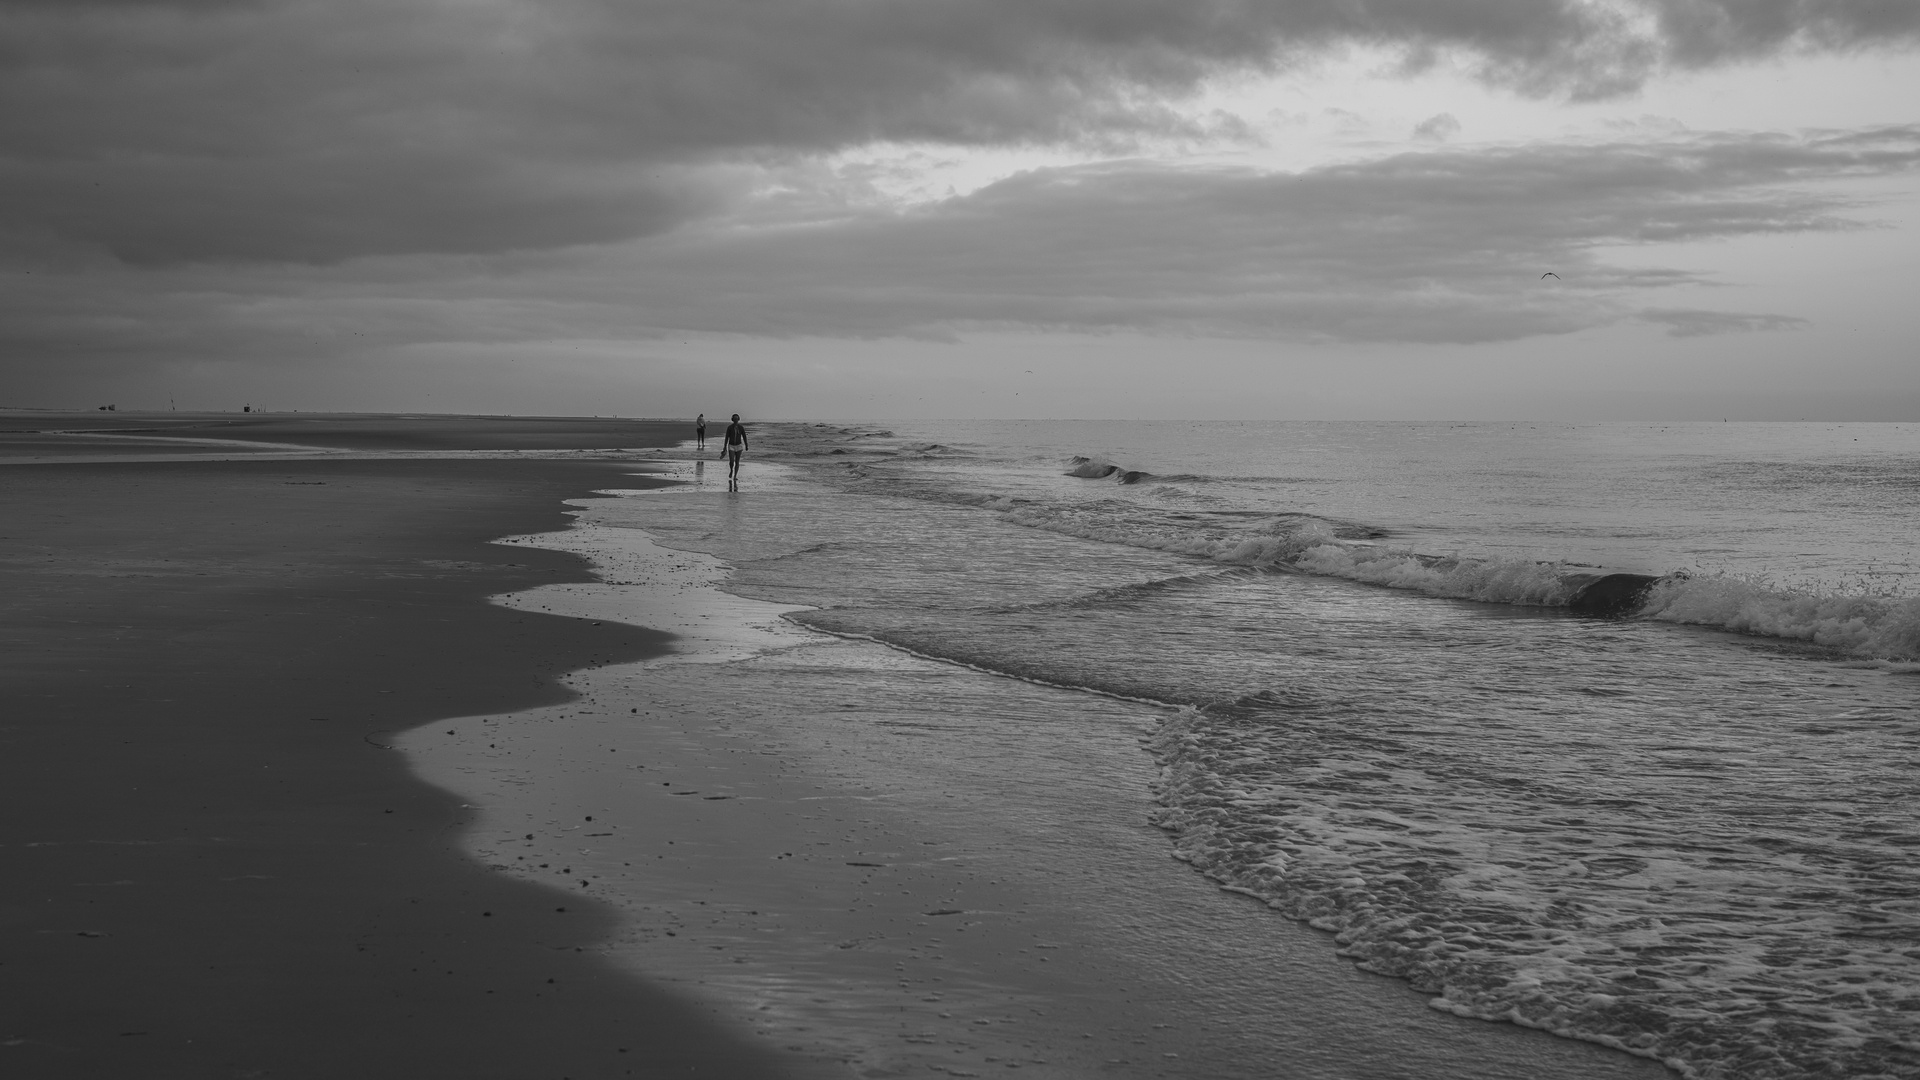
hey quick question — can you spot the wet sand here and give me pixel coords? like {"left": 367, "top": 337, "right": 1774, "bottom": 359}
{"left": 0, "top": 413, "right": 814, "bottom": 1079}
{"left": 399, "top": 490, "right": 1676, "bottom": 1079}
{"left": 2, "top": 411, "right": 1677, "bottom": 1079}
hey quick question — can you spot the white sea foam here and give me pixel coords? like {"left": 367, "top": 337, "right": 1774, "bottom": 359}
{"left": 976, "top": 449, "right": 1920, "bottom": 659}
{"left": 1146, "top": 683, "right": 1920, "bottom": 1080}
{"left": 1290, "top": 544, "right": 1579, "bottom": 606}
{"left": 996, "top": 500, "right": 1582, "bottom": 608}
{"left": 743, "top": 419, "right": 1920, "bottom": 1080}
{"left": 1641, "top": 574, "right": 1920, "bottom": 660}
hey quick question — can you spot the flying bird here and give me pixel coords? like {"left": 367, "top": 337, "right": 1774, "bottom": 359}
{"left": 1542, "top": 272, "right": 1560, "bottom": 279}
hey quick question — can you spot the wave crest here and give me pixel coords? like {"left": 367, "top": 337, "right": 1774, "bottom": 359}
{"left": 1008, "top": 488, "right": 1919, "bottom": 660}
{"left": 1066, "top": 455, "right": 1120, "bottom": 478}
{"left": 1294, "top": 545, "right": 1579, "bottom": 606}
{"left": 1642, "top": 575, "right": 1920, "bottom": 660}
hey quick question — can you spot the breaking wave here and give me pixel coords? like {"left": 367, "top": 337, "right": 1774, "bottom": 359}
{"left": 1066, "top": 454, "right": 1120, "bottom": 478}
{"left": 808, "top": 434, "right": 1920, "bottom": 661}
{"left": 1641, "top": 574, "right": 1920, "bottom": 660}
{"left": 1031, "top": 453, "right": 1920, "bottom": 660}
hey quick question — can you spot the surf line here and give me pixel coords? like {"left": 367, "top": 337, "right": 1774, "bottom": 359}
{"left": 781, "top": 618, "right": 1189, "bottom": 714}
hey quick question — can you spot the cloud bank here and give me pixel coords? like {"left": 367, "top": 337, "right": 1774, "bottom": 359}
{"left": 3, "top": 0, "right": 1915, "bottom": 265}
{"left": 3, "top": 0, "right": 1915, "bottom": 415}
{"left": 499, "top": 124, "right": 1920, "bottom": 344}
{"left": 5, "top": 125, "right": 1911, "bottom": 380}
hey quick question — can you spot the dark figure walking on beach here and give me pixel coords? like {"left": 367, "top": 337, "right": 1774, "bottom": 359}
{"left": 720, "top": 414, "right": 747, "bottom": 489}
{"left": 695, "top": 413, "right": 707, "bottom": 450}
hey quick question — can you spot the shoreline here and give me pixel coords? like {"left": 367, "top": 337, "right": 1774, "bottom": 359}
{"left": 5, "top": 412, "right": 1686, "bottom": 1078}
{"left": 1, "top": 416, "right": 816, "bottom": 1078}
{"left": 406, "top": 484, "right": 1676, "bottom": 1079}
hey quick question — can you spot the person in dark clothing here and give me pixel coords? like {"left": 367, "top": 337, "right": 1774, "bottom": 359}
{"left": 720, "top": 414, "right": 747, "bottom": 488}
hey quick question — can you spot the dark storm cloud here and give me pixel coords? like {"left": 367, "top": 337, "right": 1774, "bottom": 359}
{"left": 2, "top": 0, "right": 1915, "bottom": 265}
{"left": 577, "top": 125, "right": 1920, "bottom": 343}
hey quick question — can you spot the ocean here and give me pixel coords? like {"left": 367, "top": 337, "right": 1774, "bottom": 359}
{"left": 571, "top": 420, "right": 1918, "bottom": 1079}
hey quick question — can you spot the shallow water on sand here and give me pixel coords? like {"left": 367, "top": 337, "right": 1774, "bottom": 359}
{"left": 605, "top": 420, "right": 1920, "bottom": 1080}
{"left": 407, "top": 511, "right": 1673, "bottom": 1079}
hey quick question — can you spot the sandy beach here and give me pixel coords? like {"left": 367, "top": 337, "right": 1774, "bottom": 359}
{"left": 2, "top": 411, "right": 1680, "bottom": 1080}
{"left": 404, "top": 499, "right": 1676, "bottom": 1079}
{"left": 0, "top": 412, "right": 813, "bottom": 1079}
{"left": 9, "top": 4, "right": 1913, "bottom": 1072}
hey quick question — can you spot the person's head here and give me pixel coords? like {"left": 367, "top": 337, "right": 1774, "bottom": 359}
{"left": 731, "top": 414, "right": 740, "bottom": 422}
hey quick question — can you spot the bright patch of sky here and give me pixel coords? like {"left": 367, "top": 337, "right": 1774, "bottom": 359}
{"left": 817, "top": 48, "right": 1920, "bottom": 213}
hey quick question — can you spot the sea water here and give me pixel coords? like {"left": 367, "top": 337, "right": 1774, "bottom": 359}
{"left": 617, "top": 420, "right": 1919, "bottom": 1080}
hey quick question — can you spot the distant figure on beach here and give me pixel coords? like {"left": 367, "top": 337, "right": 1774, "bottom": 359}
{"left": 695, "top": 413, "right": 707, "bottom": 450}
{"left": 720, "top": 413, "right": 747, "bottom": 489}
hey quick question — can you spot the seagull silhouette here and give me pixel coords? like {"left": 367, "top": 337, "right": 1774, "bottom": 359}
{"left": 1542, "top": 272, "right": 1560, "bottom": 279}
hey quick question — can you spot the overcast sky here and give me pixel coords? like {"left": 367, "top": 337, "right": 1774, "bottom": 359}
{"left": 3, "top": 0, "right": 1917, "bottom": 419}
